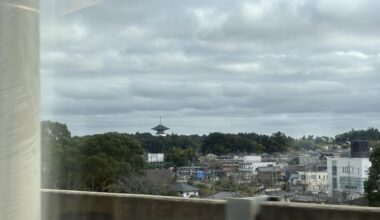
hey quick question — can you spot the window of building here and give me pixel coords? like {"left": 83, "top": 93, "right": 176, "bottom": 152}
{"left": 332, "top": 178, "right": 337, "bottom": 189}
{"left": 332, "top": 161, "right": 337, "bottom": 176}
{"left": 340, "top": 177, "right": 363, "bottom": 191}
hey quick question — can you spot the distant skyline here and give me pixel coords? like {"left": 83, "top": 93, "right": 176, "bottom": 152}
{"left": 41, "top": 0, "right": 380, "bottom": 137}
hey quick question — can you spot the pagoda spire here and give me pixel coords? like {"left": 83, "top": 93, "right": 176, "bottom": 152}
{"left": 152, "top": 116, "right": 169, "bottom": 136}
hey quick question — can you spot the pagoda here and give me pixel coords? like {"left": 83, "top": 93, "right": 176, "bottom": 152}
{"left": 152, "top": 116, "right": 169, "bottom": 136}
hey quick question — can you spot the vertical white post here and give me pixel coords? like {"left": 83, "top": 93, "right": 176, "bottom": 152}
{"left": 0, "top": 0, "right": 40, "bottom": 220}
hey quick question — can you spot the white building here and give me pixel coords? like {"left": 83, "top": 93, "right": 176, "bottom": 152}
{"left": 146, "top": 153, "right": 164, "bottom": 163}
{"left": 327, "top": 157, "right": 371, "bottom": 197}
{"left": 240, "top": 155, "right": 261, "bottom": 162}
{"left": 238, "top": 161, "right": 276, "bottom": 175}
{"left": 297, "top": 171, "right": 328, "bottom": 193}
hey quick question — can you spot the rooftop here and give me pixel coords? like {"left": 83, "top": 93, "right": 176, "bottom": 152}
{"left": 175, "top": 183, "right": 200, "bottom": 192}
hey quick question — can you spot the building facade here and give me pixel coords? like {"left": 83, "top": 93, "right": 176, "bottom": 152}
{"left": 327, "top": 157, "right": 371, "bottom": 198}
{"left": 297, "top": 171, "right": 328, "bottom": 193}
{"left": 299, "top": 155, "right": 320, "bottom": 166}
{"left": 145, "top": 153, "right": 165, "bottom": 163}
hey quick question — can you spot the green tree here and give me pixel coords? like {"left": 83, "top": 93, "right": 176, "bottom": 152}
{"left": 41, "top": 121, "right": 77, "bottom": 189}
{"left": 79, "top": 132, "right": 146, "bottom": 191}
{"left": 365, "top": 145, "right": 380, "bottom": 206}
{"left": 165, "top": 147, "right": 197, "bottom": 167}
{"left": 41, "top": 121, "right": 146, "bottom": 192}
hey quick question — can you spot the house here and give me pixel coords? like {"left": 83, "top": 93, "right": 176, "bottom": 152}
{"left": 175, "top": 183, "right": 200, "bottom": 198}
{"left": 206, "top": 154, "right": 217, "bottom": 161}
{"left": 297, "top": 170, "right": 328, "bottom": 193}
{"left": 205, "top": 169, "right": 225, "bottom": 182}
{"left": 238, "top": 161, "right": 276, "bottom": 176}
{"left": 283, "top": 165, "right": 304, "bottom": 182}
{"left": 299, "top": 155, "right": 320, "bottom": 166}
{"left": 290, "top": 193, "right": 327, "bottom": 204}
{"left": 256, "top": 166, "right": 283, "bottom": 187}
{"left": 176, "top": 166, "right": 203, "bottom": 182}
{"left": 212, "top": 155, "right": 241, "bottom": 176}
{"left": 205, "top": 190, "right": 244, "bottom": 200}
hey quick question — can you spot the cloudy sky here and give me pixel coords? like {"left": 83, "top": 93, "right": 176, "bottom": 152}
{"left": 40, "top": 0, "right": 380, "bottom": 137}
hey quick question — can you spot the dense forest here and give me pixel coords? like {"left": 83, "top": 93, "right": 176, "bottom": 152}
{"left": 335, "top": 127, "right": 380, "bottom": 143}
{"left": 41, "top": 121, "right": 380, "bottom": 192}
{"left": 41, "top": 121, "right": 145, "bottom": 191}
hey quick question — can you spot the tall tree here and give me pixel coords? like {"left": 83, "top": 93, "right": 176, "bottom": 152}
{"left": 365, "top": 145, "right": 380, "bottom": 206}
{"left": 41, "top": 121, "right": 76, "bottom": 189}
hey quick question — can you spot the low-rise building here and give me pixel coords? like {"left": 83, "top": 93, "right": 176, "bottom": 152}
{"left": 240, "top": 155, "right": 261, "bottom": 162}
{"left": 257, "top": 166, "right": 283, "bottom": 187}
{"left": 145, "top": 153, "right": 164, "bottom": 163}
{"left": 297, "top": 171, "right": 328, "bottom": 193}
{"left": 206, "top": 153, "right": 217, "bottom": 161}
{"left": 175, "top": 183, "right": 200, "bottom": 198}
{"left": 176, "top": 166, "right": 203, "bottom": 182}
{"left": 238, "top": 161, "right": 276, "bottom": 175}
{"left": 299, "top": 155, "right": 320, "bottom": 166}
{"left": 214, "top": 155, "right": 241, "bottom": 176}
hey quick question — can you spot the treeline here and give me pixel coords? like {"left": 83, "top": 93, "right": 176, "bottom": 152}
{"left": 200, "top": 132, "right": 296, "bottom": 154}
{"left": 132, "top": 131, "right": 296, "bottom": 155}
{"left": 41, "top": 121, "right": 145, "bottom": 192}
{"left": 335, "top": 127, "right": 380, "bottom": 143}
{"left": 41, "top": 120, "right": 380, "bottom": 193}
{"left": 133, "top": 132, "right": 203, "bottom": 153}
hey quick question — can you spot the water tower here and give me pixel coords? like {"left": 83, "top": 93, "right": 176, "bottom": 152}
{"left": 351, "top": 140, "right": 369, "bottom": 158}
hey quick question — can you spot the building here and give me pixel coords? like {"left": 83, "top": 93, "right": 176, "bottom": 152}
{"left": 290, "top": 194, "right": 327, "bottom": 204}
{"left": 297, "top": 171, "right": 328, "bottom": 193}
{"left": 299, "top": 155, "right": 320, "bottom": 166}
{"left": 237, "top": 160, "right": 276, "bottom": 184}
{"left": 214, "top": 155, "right": 241, "bottom": 176}
{"left": 205, "top": 190, "right": 244, "bottom": 200}
{"left": 206, "top": 154, "right": 217, "bottom": 161}
{"left": 176, "top": 166, "right": 203, "bottom": 182}
{"left": 145, "top": 153, "right": 164, "bottom": 163}
{"left": 327, "top": 157, "right": 371, "bottom": 198}
{"left": 240, "top": 155, "right": 261, "bottom": 162}
{"left": 256, "top": 166, "right": 283, "bottom": 187}
{"left": 238, "top": 161, "right": 276, "bottom": 175}
{"left": 284, "top": 165, "right": 305, "bottom": 183}
{"left": 175, "top": 183, "right": 200, "bottom": 198}
{"left": 351, "top": 140, "right": 370, "bottom": 158}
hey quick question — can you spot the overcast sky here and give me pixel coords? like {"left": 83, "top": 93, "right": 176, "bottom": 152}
{"left": 40, "top": 0, "right": 380, "bottom": 137}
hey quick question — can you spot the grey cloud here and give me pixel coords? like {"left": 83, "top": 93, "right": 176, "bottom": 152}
{"left": 41, "top": 0, "right": 380, "bottom": 136}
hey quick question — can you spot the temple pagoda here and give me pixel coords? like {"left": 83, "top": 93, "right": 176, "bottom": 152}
{"left": 152, "top": 117, "right": 169, "bottom": 136}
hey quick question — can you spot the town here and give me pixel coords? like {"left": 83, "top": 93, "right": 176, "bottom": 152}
{"left": 41, "top": 120, "right": 379, "bottom": 206}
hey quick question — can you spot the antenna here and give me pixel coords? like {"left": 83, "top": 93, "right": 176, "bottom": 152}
{"left": 160, "top": 115, "right": 162, "bottom": 125}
